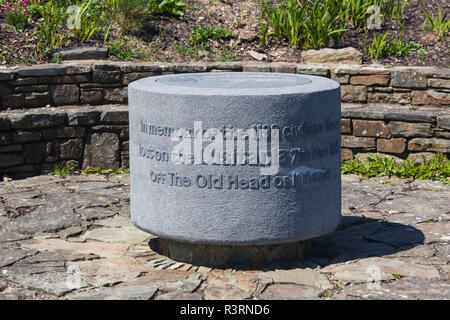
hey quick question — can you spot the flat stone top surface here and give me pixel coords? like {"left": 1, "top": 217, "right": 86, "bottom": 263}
{"left": 129, "top": 72, "right": 339, "bottom": 96}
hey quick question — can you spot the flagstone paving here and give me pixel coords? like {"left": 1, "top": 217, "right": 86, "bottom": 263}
{"left": 0, "top": 174, "right": 448, "bottom": 300}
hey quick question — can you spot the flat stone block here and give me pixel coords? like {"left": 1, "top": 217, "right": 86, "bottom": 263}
{"left": 57, "top": 46, "right": 108, "bottom": 60}
{"left": 377, "top": 138, "right": 406, "bottom": 154}
{"left": 341, "top": 136, "right": 376, "bottom": 149}
{"left": 353, "top": 120, "right": 390, "bottom": 138}
{"left": 408, "top": 138, "right": 450, "bottom": 153}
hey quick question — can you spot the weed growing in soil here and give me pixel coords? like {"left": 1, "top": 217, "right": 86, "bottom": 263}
{"left": 422, "top": 6, "right": 449, "bottom": 41}
{"left": 368, "top": 31, "right": 421, "bottom": 59}
{"left": 342, "top": 153, "right": 450, "bottom": 184}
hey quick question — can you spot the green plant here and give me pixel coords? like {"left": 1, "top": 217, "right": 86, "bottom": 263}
{"left": 341, "top": 0, "right": 372, "bottom": 28}
{"left": 50, "top": 163, "right": 74, "bottom": 177}
{"left": 105, "top": 0, "right": 147, "bottom": 34}
{"left": 52, "top": 53, "right": 62, "bottom": 63}
{"left": 417, "top": 48, "right": 427, "bottom": 63}
{"left": 259, "top": 0, "right": 347, "bottom": 49}
{"left": 148, "top": 0, "right": 186, "bottom": 17}
{"left": 82, "top": 166, "right": 101, "bottom": 175}
{"left": 67, "top": 0, "right": 103, "bottom": 42}
{"left": 189, "top": 26, "right": 234, "bottom": 49}
{"left": 259, "top": 0, "right": 307, "bottom": 48}
{"left": 1, "top": 0, "right": 31, "bottom": 32}
{"left": 421, "top": 6, "right": 449, "bottom": 41}
{"left": 5, "top": 11, "right": 29, "bottom": 31}
{"left": 214, "top": 46, "right": 240, "bottom": 62}
{"left": 113, "top": 167, "right": 130, "bottom": 174}
{"left": 108, "top": 33, "right": 136, "bottom": 60}
{"left": 175, "top": 45, "right": 201, "bottom": 59}
{"left": 302, "top": 0, "right": 347, "bottom": 50}
{"left": 342, "top": 153, "right": 450, "bottom": 185}
{"left": 368, "top": 31, "right": 421, "bottom": 59}
{"left": 35, "top": 0, "right": 71, "bottom": 53}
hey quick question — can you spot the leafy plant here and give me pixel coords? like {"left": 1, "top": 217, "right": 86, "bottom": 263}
{"left": 1, "top": 0, "right": 31, "bottom": 31}
{"left": 214, "top": 46, "right": 240, "bottom": 61}
{"left": 302, "top": 0, "right": 347, "bottom": 50}
{"left": 421, "top": 6, "right": 449, "bottom": 41}
{"left": 148, "top": 0, "right": 186, "bottom": 17}
{"left": 342, "top": 153, "right": 450, "bottom": 185}
{"left": 175, "top": 45, "right": 201, "bottom": 59}
{"left": 417, "top": 48, "right": 427, "bottom": 63}
{"left": 35, "top": 0, "right": 71, "bottom": 54}
{"left": 259, "top": 0, "right": 346, "bottom": 49}
{"left": 113, "top": 167, "right": 130, "bottom": 174}
{"left": 67, "top": 0, "right": 103, "bottom": 42}
{"left": 105, "top": 0, "right": 147, "bottom": 34}
{"left": 50, "top": 163, "right": 74, "bottom": 177}
{"left": 189, "top": 26, "right": 234, "bottom": 49}
{"left": 108, "top": 34, "right": 135, "bottom": 60}
{"left": 368, "top": 31, "right": 421, "bottom": 59}
{"left": 259, "top": 0, "right": 307, "bottom": 48}
{"left": 340, "top": 0, "right": 372, "bottom": 29}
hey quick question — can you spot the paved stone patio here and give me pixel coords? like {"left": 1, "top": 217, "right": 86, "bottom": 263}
{"left": 0, "top": 173, "right": 448, "bottom": 300}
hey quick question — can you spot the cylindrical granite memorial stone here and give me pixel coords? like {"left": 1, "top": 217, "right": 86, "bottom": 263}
{"left": 129, "top": 72, "right": 341, "bottom": 250}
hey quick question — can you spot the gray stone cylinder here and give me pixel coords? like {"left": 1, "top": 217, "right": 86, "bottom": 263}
{"left": 128, "top": 72, "right": 341, "bottom": 246}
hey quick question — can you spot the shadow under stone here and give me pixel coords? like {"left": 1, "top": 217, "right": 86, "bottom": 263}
{"left": 147, "top": 217, "right": 425, "bottom": 270}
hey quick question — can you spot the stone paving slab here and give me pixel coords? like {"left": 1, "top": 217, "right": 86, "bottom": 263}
{"left": 0, "top": 173, "right": 448, "bottom": 300}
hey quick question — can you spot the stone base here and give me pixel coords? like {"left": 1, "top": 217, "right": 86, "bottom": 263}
{"left": 154, "top": 238, "right": 311, "bottom": 267}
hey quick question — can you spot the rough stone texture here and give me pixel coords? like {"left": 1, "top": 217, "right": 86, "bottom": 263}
{"left": 353, "top": 120, "right": 390, "bottom": 138}
{"left": 0, "top": 60, "right": 449, "bottom": 178}
{"left": 301, "top": 47, "right": 363, "bottom": 64}
{"left": 428, "top": 78, "right": 450, "bottom": 89}
{"left": 377, "top": 138, "right": 406, "bottom": 154}
{"left": 341, "top": 136, "right": 375, "bottom": 149}
{"left": 341, "top": 148, "right": 353, "bottom": 160}
{"left": 408, "top": 138, "right": 450, "bottom": 153}
{"left": 0, "top": 173, "right": 448, "bottom": 300}
{"left": 80, "top": 90, "right": 102, "bottom": 105}
{"left": 412, "top": 90, "right": 450, "bottom": 105}
{"left": 57, "top": 46, "right": 108, "bottom": 60}
{"left": 341, "top": 119, "right": 352, "bottom": 134}
{"left": 59, "top": 139, "right": 84, "bottom": 160}
{"left": 388, "top": 121, "right": 432, "bottom": 138}
{"left": 350, "top": 74, "right": 390, "bottom": 86}
{"left": 437, "top": 115, "right": 450, "bottom": 130}
{"left": 391, "top": 70, "right": 427, "bottom": 88}
{"left": 3, "top": 92, "right": 50, "bottom": 109}
{"left": 83, "top": 132, "right": 120, "bottom": 170}
{"left": 129, "top": 72, "right": 342, "bottom": 245}
{"left": 341, "top": 85, "right": 367, "bottom": 102}
{"left": 51, "top": 85, "right": 80, "bottom": 106}
{"left": 260, "top": 284, "right": 323, "bottom": 300}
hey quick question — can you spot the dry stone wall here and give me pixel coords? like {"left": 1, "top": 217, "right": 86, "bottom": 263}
{"left": 0, "top": 61, "right": 449, "bottom": 178}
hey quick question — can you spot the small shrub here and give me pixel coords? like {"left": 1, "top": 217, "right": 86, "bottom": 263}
{"left": 368, "top": 31, "right": 421, "bottom": 59}
{"left": 36, "top": 0, "right": 71, "bottom": 53}
{"left": 105, "top": 0, "right": 147, "bottom": 34}
{"left": 189, "top": 26, "right": 234, "bottom": 49}
{"left": 108, "top": 35, "right": 136, "bottom": 60}
{"left": 67, "top": 0, "right": 104, "bottom": 42}
{"left": 175, "top": 45, "right": 201, "bottom": 59}
{"left": 422, "top": 6, "right": 449, "bottom": 41}
{"left": 50, "top": 163, "right": 74, "bottom": 177}
{"left": 148, "top": 0, "right": 186, "bottom": 17}
{"left": 0, "top": 0, "right": 31, "bottom": 31}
